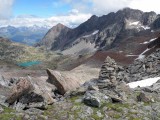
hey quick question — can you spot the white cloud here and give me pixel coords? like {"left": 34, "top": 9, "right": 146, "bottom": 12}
{"left": 0, "top": 0, "right": 14, "bottom": 19}
{"left": 0, "top": 10, "right": 92, "bottom": 28}
{"left": 63, "top": 0, "right": 160, "bottom": 15}
{"left": 0, "top": 0, "right": 160, "bottom": 28}
{"left": 90, "top": 0, "right": 131, "bottom": 15}
{"left": 129, "top": 0, "right": 160, "bottom": 13}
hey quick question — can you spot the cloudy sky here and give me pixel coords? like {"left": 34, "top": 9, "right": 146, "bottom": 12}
{"left": 0, "top": 0, "right": 160, "bottom": 28}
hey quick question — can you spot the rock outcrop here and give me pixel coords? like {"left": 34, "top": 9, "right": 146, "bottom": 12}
{"left": 127, "top": 48, "right": 160, "bottom": 82}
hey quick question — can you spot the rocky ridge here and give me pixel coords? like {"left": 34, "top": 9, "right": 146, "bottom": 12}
{"left": 39, "top": 8, "right": 160, "bottom": 55}
{"left": 126, "top": 48, "right": 160, "bottom": 82}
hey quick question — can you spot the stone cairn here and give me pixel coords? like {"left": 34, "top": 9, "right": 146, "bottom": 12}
{"left": 98, "top": 56, "right": 118, "bottom": 89}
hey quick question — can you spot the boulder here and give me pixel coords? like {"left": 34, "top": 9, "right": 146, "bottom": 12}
{"left": 0, "top": 75, "right": 9, "bottom": 87}
{"left": 137, "top": 92, "right": 150, "bottom": 102}
{"left": 31, "top": 79, "right": 56, "bottom": 105}
{"left": 47, "top": 69, "right": 82, "bottom": 95}
{"left": 83, "top": 91, "right": 109, "bottom": 107}
{"left": 6, "top": 78, "right": 33, "bottom": 104}
{"left": 5, "top": 76, "right": 56, "bottom": 110}
{"left": 110, "top": 96, "right": 123, "bottom": 103}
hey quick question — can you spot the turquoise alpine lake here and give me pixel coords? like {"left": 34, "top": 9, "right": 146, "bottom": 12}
{"left": 17, "top": 61, "right": 41, "bottom": 67}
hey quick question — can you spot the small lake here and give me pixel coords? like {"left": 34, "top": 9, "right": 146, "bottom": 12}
{"left": 17, "top": 61, "right": 41, "bottom": 67}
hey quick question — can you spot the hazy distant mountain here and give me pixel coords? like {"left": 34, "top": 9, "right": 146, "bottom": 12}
{"left": 0, "top": 25, "right": 49, "bottom": 45}
{"left": 39, "top": 8, "right": 160, "bottom": 55}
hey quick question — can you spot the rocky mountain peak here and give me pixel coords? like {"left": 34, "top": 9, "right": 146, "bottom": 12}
{"left": 39, "top": 23, "right": 71, "bottom": 49}
{"left": 50, "top": 23, "right": 70, "bottom": 31}
{"left": 89, "top": 15, "right": 98, "bottom": 21}
{"left": 57, "top": 23, "right": 68, "bottom": 28}
{"left": 116, "top": 8, "right": 143, "bottom": 19}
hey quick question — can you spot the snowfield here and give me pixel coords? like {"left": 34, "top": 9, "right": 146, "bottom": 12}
{"left": 140, "top": 38, "right": 157, "bottom": 44}
{"left": 83, "top": 30, "right": 99, "bottom": 38}
{"left": 128, "top": 77, "right": 160, "bottom": 88}
{"left": 136, "top": 48, "right": 150, "bottom": 60}
{"left": 129, "top": 21, "right": 139, "bottom": 26}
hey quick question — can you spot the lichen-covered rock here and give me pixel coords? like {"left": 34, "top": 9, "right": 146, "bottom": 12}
{"left": 137, "top": 92, "right": 151, "bottom": 102}
{"left": 83, "top": 91, "right": 109, "bottom": 107}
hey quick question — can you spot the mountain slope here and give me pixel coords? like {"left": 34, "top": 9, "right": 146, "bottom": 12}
{"left": 39, "top": 8, "right": 160, "bottom": 56}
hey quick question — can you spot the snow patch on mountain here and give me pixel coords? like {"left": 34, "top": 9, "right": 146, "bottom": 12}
{"left": 150, "top": 38, "right": 157, "bottom": 42}
{"left": 136, "top": 48, "right": 150, "bottom": 60}
{"left": 129, "top": 21, "right": 139, "bottom": 26}
{"left": 83, "top": 30, "right": 99, "bottom": 38}
{"left": 141, "top": 26, "right": 150, "bottom": 30}
{"left": 128, "top": 77, "right": 160, "bottom": 88}
{"left": 140, "top": 38, "right": 157, "bottom": 44}
{"left": 126, "top": 48, "right": 151, "bottom": 59}
{"left": 140, "top": 41, "right": 149, "bottom": 44}
{"left": 127, "top": 20, "right": 150, "bottom": 30}
{"left": 126, "top": 55, "right": 138, "bottom": 57}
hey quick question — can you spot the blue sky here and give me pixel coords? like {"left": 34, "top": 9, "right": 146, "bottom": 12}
{"left": 13, "top": 0, "right": 72, "bottom": 17}
{"left": 0, "top": 0, "right": 160, "bottom": 28}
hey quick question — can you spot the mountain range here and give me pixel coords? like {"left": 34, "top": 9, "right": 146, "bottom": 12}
{"left": 0, "top": 25, "right": 49, "bottom": 45}
{"left": 38, "top": 8, "right": 160, "bottom": 57}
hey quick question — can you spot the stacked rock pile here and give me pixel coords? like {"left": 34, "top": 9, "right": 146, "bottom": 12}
{"left": 98, "top": 56, "right": 118, "bottom": 89}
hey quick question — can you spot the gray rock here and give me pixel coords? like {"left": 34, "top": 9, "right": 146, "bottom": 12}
{"left": 13, "top": 102, "right": 26, "bottom": 111}
{"left": 0, "top": 105, "right": 4, "bottom": 113}
{"left": 27, "top": 102, "right": 47, "bottom": 110}
{"left": 110, "top": 96, "right": 123, "bottom": 103}
{"left": 137, "top": 92, "right": 150, "bottom": 102}
{"left": 47, "top": 69, "right": 84, "bottom": 95}
{"left": 88, "top": 85, "right": 99, "bottom": 91}
{"left": 23, "top": 114, "right": 30, "bottom": 120}
{"left": 0, "top": 75, "right": 9, "bottom": 87}
{"left": 25, "top": 108, "right": 44, "bottom": 115}
{"left": 127, "top": 48, "right": 160, "bottom": 82}
{"left": 67, "top": 86, "right": 87, "bottom": 97}
{"left": 83, "top": 91, "right": 109, "bottom": 107}
{"left": 96, "top": 110, "right": 103, "bottom": 118}
{"left": 85, "top": 107, "right": 94, "bottom": 115}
